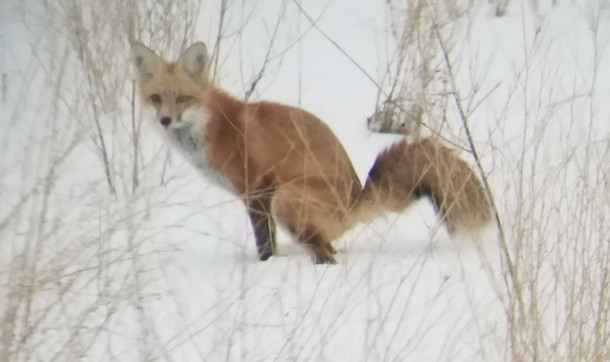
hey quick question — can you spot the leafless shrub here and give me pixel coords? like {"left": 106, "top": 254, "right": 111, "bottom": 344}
{"left": 0, "top": 0, "right": 205, "bottom": 360}
{"left": 430, "top": 2, "right": 610, "bottom": 360}
{"left": 368, "top": 0, "right": 467, "bottom": 138}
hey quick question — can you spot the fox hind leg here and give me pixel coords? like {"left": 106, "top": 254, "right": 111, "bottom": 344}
{"left": 306, "top": 233, "right": 336, "bottom": 265}
{"left": 289, "top": 226, "right": 336, "bottom": 264}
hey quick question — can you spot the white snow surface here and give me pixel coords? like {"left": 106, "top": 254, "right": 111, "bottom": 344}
{"left": 0, "top": 1, "right": 608, "bottom": 361}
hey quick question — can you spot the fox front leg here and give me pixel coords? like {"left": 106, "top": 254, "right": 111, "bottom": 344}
{"left": 246, "top": 192, "right": 277, "bottom": 261}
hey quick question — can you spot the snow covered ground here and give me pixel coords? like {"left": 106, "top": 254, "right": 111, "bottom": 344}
{"left": 1, "top": 0, "right": 608, "bottom": 361}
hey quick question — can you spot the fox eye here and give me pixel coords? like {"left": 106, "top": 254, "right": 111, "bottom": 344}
{"left": 176, "top": 95, "right": 194, "bottom": 104}
{"left": 149, "top": 94, "right": 162, "bottom": 104}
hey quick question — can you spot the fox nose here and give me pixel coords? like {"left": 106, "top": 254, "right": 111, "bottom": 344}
{"left": 160, "top": 116, "right": 171, "bottom": 127}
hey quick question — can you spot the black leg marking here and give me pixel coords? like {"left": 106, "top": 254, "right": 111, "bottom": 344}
{"left": 247, "top": 190, "right": 276, "bottom": 261}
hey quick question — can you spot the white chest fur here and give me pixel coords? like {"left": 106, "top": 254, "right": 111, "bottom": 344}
{"left": 165, "top": 108, "right": 235, "bottom": 194}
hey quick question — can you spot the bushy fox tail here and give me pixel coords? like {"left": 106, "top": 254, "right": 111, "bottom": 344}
{"left": 353, "top": 139, "right": 491, "bottom": 234}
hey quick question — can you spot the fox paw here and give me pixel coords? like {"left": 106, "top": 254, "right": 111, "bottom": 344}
{"left": 257, "top": 244, "right": 275, "bottom": 261}
{"left": 313, "top": 255, "right": 337, "bottom": 265}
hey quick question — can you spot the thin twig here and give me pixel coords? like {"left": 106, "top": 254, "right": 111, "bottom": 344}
{"left": 210, "top": 0, "right": 228, "bottom": 81}
{"left": 244, "top": 1, "right": 287, "bottom": 101}
{"left": 290, "top": 0, "right": 384, "bottom": 93}
{"left": 131, "top": 80, "right": 139, "bottom": 193}
{"left": 430, "top": 15, "right": 526, "bottom": 329}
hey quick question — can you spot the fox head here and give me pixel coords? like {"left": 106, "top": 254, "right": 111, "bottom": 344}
{"left": 131, "top": 42, "right": 211, "bottom": 129}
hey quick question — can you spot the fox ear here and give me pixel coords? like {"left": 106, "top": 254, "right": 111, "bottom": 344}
{"left": 179, "top": 42, "right": 210, "bottom": 83}
{"left": 131, "top": 42, "right": 161, "bottom": 81}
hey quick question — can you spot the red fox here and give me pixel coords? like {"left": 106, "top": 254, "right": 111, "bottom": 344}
{"left": 131, "top": 41, "right": 491, "bottom": 264}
